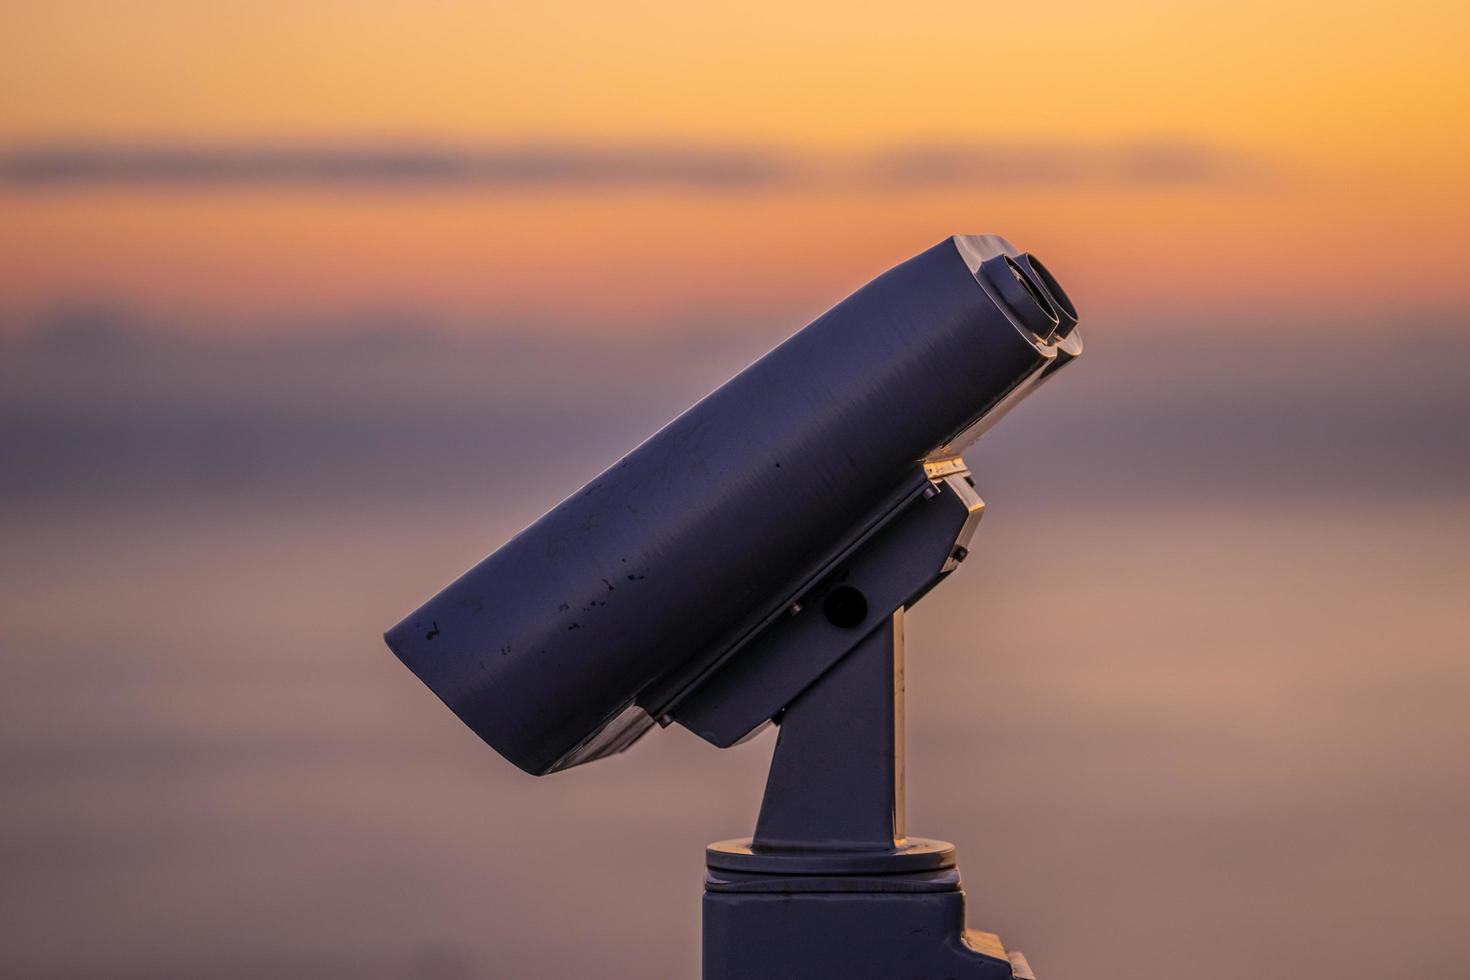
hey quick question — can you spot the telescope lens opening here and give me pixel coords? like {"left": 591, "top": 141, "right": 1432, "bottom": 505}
{"left": 1006, "top": 257, "right": 1050, "bottom": 313}
{"left": 979, "top": 254, "right": 1060, "bottom": 341}
{"left": 1020, "top": 253, "right": 1078, "bottom": 336}
{"left": 823, "top": 586, "right": 869, "bottom": 629}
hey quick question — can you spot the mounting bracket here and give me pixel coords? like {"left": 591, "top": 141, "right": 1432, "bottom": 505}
{"left": 691, "top": 462, "right": 1037, "bottom": 979}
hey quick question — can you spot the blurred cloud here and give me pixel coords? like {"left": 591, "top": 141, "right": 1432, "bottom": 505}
{"left": 2, "top": 306, "right": 1466, "bottom": 512}
{"left": 0, "top": 139, "right": 1273, "bottom": 191}
{"left": 868, "top": 140, "right": 1276, "bottom": 189}
{"left": 0, "top": 143, "right": 790, "bottom": 190}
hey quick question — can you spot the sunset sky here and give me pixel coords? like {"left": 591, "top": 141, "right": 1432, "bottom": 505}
{"left": 4, "top": 7, "right": 1470, "bottom": 980}
{"left": 3, "top": 0, "right": 1467, "bottom": 336}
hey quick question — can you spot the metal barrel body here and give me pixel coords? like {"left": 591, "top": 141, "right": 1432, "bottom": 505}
{"left": 384, "top": 235, "right": 1058, "bottom": 774}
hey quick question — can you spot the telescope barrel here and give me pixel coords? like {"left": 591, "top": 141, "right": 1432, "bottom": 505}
{"left": 384, "top": 235, "right": 1069, "bottom": 775}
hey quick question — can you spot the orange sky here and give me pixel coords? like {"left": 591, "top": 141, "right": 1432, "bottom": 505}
{"left": 2, "top": 0, "right": 1467, "bottom": 336}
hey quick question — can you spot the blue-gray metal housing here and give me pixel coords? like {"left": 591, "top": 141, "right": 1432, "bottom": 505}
{"left": 383, "top": 234, "right": 1076, "bottom": 776}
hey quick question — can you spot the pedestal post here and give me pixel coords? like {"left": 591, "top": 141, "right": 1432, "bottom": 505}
{"left": 703, "top": 609, "right": 1033, "bottom": 978}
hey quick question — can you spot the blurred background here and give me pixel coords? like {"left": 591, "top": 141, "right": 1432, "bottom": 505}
{"left": 2, "top": 2, "right": 1468, "bottom": 977}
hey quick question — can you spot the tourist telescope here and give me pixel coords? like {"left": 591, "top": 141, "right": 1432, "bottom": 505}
{"left": 385, "top": 233, "right": 1082, "bottom": 979}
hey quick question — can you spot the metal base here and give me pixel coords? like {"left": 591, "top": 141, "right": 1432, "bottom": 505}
{"left": 705, "top": 836, "right": 955, "bottom": 875}
{"left": 705, "top": 864, "right": 962, "bottom": 895}
{"left": 703, "top": 880, "right": 1032, "bottom": 979}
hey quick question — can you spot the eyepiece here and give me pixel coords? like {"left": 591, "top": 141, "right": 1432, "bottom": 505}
{"left": 1015, "top": 253, "right": 1078, "bottom": 338}
{"left": 979, "top": 254, "right": 1060, "bottom": 342}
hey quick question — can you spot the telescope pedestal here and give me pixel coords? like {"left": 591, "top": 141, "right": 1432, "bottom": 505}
{"left": 703, "top": 612, "right": 1033, "bottom": 979}
{"left": 704, "top": 886, "right": 1024, "bottom": 980}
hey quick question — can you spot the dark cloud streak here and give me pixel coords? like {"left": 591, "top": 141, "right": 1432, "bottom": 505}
{"left": 0, "top": 140, "right": 1272, "bottom": 190}
{"left": 868, "top": 140, "right": 1275, "bottom": 188}
{"left": 0, "top": 143, "right": 791, "bottom": 189}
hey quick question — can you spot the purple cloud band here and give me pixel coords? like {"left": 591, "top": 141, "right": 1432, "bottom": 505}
{"left": 0, "top": 140, "right": 1272, "bottom": 190}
